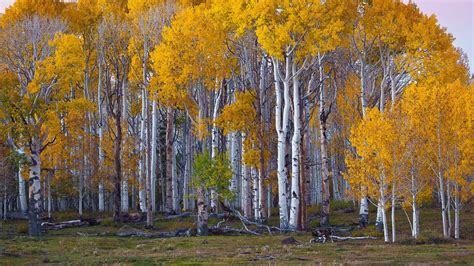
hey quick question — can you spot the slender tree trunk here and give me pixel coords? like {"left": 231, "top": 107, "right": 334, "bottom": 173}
{"left": 252, "top": 167, "right": 259, "bottom": 221}
{"left": 454, "top": 184, "right": 460, "bottom": 239}
{"left": 97, "top": 61, "right": 105, "bottom": 212}
{"left": 359, "top": 54, "right": 370, "bottom": 227}
{"left": 381, "top": 197, "right": 389, "bottom": 243}
{"left": 113, "top": 84, "right": 123, "bottom": 222}
{"left": 210, "top": 88, "right": 222, "bottom": 213}
{"left": 272, "top": 58, "right": 289, "bottom": 229}
{"left": 446, "top": 181, "right": 452, "bottom": 237}
{"left": 47, "top": 170, "right": 52, "bottom": 219}
{"left": 412, "top": 195, "right": 419, "bottom": 239}
{"left": 196, "top": 185, "right": 208, "bottom": 236}
{"left": 150, "top": 100, "right": 158, "bottom": 212}
{"left": 318, "top": 54, "right": 330, "bottom": 227}
{"left": 241, "top": 133, "right": 252, "bottom": 218}
{"left": 257, "top": 58, "right": 267, "bottom": 220}
{"left": 79, "top": 161, "right": 84, "bottom": 216}
{"left": 28, "top": 137, "right": 42, "bottom": 236}
{"left": 18, "top": 164, "right": 28, "bottom": 213}
{"left": 230, "top": 131, "right": 239, "bottom": 207}
{"left": 299, "top": 133, "right": 307, "bottom": 230}
{"left": 438, "top": 171, "right": 448, "bottom": 237}
{"left": 165, "top": 107, "right": 174, "bottom": 213}
{"left": 172, "top": 140, "right": 179, "bottom": 212}
{"left": 183, "top": 119, "right": 192, "bottom": 211}
{"left": 121, "top": 174, "right": 128, "bottom": 212}
{"left": 146, "top": 130, "right": 153, "bottom": 228}
{"left": 289, "top": 62, "right": 302, "bottom": 230}
{"left": 391, "top": 181, "right": 396, "bottom": 242}
{"left": 138, "top": 89, "right": 148, "bottom": 212}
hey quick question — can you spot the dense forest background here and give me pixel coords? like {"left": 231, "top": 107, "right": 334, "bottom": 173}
{"left": 0, "top": 0, "right": 472, "bottom": 245}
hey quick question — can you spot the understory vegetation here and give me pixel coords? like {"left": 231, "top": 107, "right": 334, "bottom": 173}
{"left": 1, "top": 204, "right": 474, "bottom": 264}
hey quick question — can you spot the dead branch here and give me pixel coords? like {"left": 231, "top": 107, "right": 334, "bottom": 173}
{"left": 116, "top": 226, "right": 194, "bottom": 238}
{"left": 330, "top": 236, "right": 377, "bottom": 241}
{"left": 221, "top": 202, "right": 284, "bottom": 234}
{"left": 209, "top": 226, "right": 261, "bottom": 236}
{"left": 41, "top": 219, "right": 99, "bottom": 230}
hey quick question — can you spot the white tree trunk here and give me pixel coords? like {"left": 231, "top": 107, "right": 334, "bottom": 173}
{"left": 241, "top": 132, "right": 251, "bottom": 217}
{"left": 359, "top": 197, "right": 369, "bottom": 227}
{"left": 438, "top": 171, "right": 448, "bottom": 237}
{"left": 454, "top": 184, "right": 460, "bottom": 239}
{"left": 28, "top": 138, "right": 42, "bottom": 236}
{"left": 183, "top": 120, "right": 192, "bottom": 211}
{"left": 138, "top": 88, "right": 147, "bottom": 212}
{"left": 391, "top": 181, "right": 396, "bottom": 242}
{"left": 252, "top": 167, "right": 259, "bottom": 220}
{"left": 318, "top": 54, "right": 331, "bottom": 227}
{"left": 412, "top": 196, "right": 419, "bottom": 238}
{"left": 150, "top": 100, "right": 158, "bottom": 212}
{"left": 230, "top": 132, "right": 239, "bottom": 203}
{"left": 376, "top": 203, "right": 383, "bottom": 231}
{"left": 273, "top": 57, "right": 290, "bottom": 229}
{"left": 289, "top": 62, "right": 301, "bottom": 229}
{"left": 359, "top": 55, "right": 370, "bottom": 226}
{"left": 18, "top": 164, "right": 28, "bottom": 213}
{"left": 446, "top": 181, "right": 452, "bottom": 236}
{"left": 172, "top": 139, "right": 179, "bottom": 212}
{"left": 381, "top": 197, "right": 389, "bottom": 243}
{"left": 210, "top": 88, "right": 222, "bottom": 213}
{"left": 121, "top": 176, "right": 128, "bottom": 212}
{"left": 97, "top": 62, "right": 105, "bottom": 212}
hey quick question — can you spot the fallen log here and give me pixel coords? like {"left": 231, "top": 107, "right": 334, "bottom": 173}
{"left": 209, "top": 226, "right": 261, "bottom": 236}
{"left": 310, "top": 227, "right": 377, "bottom": 243}
{"left": 330, "top": 236, "right": 377, "bottom": 241}
{"left": 42, "top": 220, "right": 89, "bottom": 230}
{"left": 116, "top": 227, "right": 195, "bottom": 238}
{"left": 41, "top": 218, "right": 100, "bottom": 230}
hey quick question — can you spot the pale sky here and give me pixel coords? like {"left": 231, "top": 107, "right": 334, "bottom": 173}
{"left": 0, "top": 0, "right": 473, "bottom": 72}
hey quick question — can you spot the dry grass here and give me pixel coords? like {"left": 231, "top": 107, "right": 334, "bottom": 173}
{"left": 0, "top": 203, "right": 473, "bottom": 264}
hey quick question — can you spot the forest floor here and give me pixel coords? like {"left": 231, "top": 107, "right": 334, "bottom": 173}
{"left": 1, "top": 202, "right": 473, "bottom": 264}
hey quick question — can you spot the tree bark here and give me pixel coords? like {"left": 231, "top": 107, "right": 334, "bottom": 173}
{"left": 138, "top": 88, "right": 148, "bottom": 212}
{"left": 272, "top": 58, "right": 290, "bottom": 229}
{"left": 97, "top": 60, "right": 105, "bottom": 212}
{"left": 150, "top": 100, "right": 158, "bottom": 212}
{"left": 318, "top": 54, "right": 330, "bottom": 227}
{"left": 454, "top": 184, "right": 460, "bottom": 239}
{"left": 196, "top": 183, "right": 208, "bottom": 236}
{"left": 241, "top": 132, "right": 252, "bottom": 218}
{"left": 113, "top": 82, "right": 123, "bottom": 222}
{"left": 289, "top": 62, "right": 302, "bottom": 230}
{"left": 165, "top": 107, "right": 174, "bottom": 213}
{"left": 28, "top": 138, "right": 42, "bottom": 236}
{"left": 18, "top": 157, "right": 28, "bottom": 214}
{"left": 210, "top": 88, "right": 222, "bottom": 213}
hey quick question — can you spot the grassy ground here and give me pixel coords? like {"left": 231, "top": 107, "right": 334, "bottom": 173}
{"left": 1, "top": 203, "right": 473, "bottom": 264}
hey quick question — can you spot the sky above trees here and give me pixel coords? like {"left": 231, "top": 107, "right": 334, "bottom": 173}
{"left": 1, "top": 0, "right": 472, "bottom": 74}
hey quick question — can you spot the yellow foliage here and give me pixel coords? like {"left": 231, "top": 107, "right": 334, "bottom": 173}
{"left": 216, "top": 91, "right": 256, "bottom": 134}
